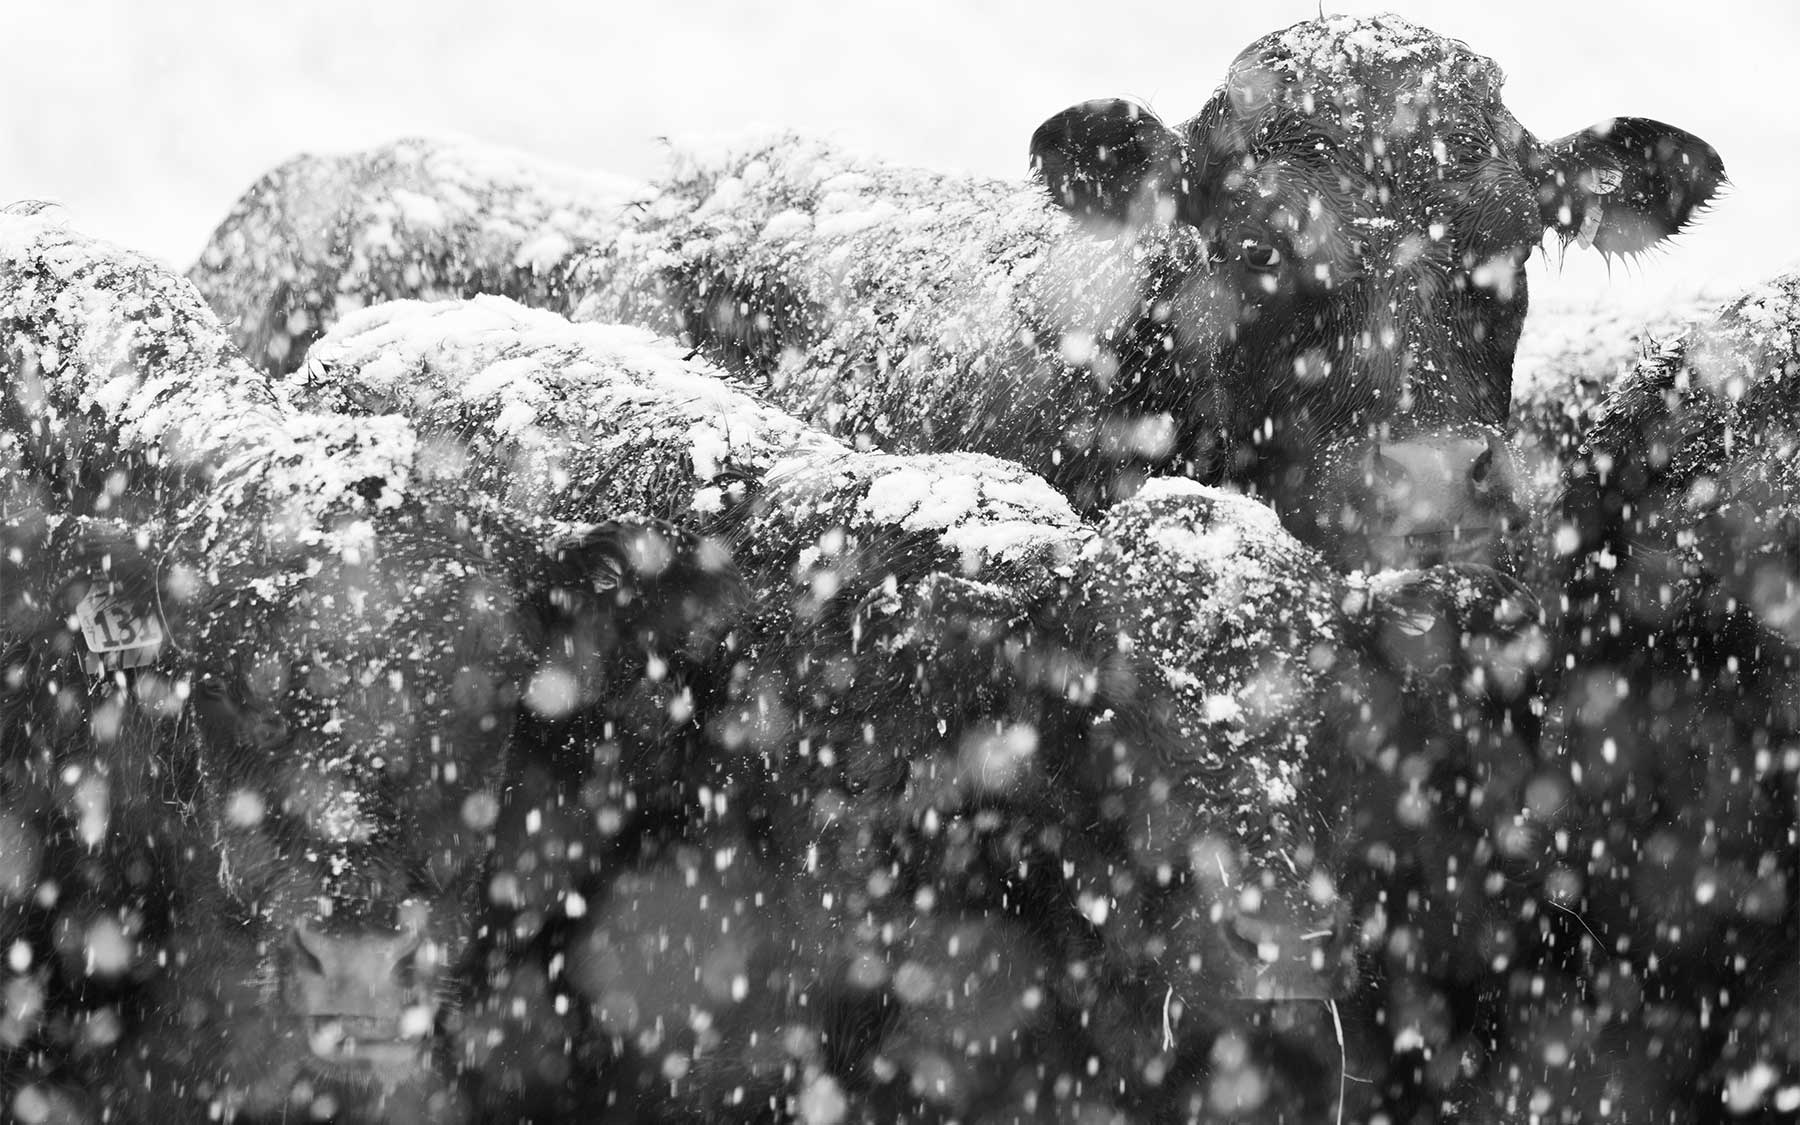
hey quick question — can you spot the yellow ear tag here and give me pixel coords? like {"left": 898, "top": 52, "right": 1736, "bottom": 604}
{"left": 1577, "top": 207, "right": 1602, "bottom": 250}
{"left": 76, "top": 583, "right": 165, "bottom": 673}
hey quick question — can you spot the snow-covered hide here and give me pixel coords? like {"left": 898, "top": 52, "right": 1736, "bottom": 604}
{"left": 1, "top": 214, "right": 741, "bottom": 1120}
{"left": 292, "top": 295, "right": 845, "bottom": 527}
{"left": 1510, "top": 284, "right": 1729, "bottom": 474}
{"left": 729, "top": 448, "right": 1087, "bottom": 595}
{"left": 1567, "top": 272, "right": 1800, "bottom": 642}
{"left": 1074, "top": 480, "right": 1342, "bottom": 857}
{"left": 188, "top": 137, "right": 646, "bottom": 376}
{"left": 562, "top": 14, "right": 1721, "bottom": 573}
{"left": 1, "top": 210, "right": 347, "bottom": 523}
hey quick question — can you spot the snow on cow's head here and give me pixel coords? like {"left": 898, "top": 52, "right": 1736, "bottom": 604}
{"left": 182, "top": 504, "right": 738, "bottom": 910}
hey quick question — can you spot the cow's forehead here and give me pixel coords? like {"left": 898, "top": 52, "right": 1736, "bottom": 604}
{"left": 1228, "top": 14, "right": 1503, "bottom": 126}
{"left": 272, "top": 554, "right": 515, "bottom": 668}
{"left": 205, "top": 513, "right": 529, "bottom": 683}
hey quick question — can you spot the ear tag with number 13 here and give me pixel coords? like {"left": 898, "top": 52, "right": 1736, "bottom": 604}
{"left": 76, "top": 583, "right": 164, "bottom": 674}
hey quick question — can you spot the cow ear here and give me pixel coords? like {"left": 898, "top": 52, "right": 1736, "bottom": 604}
{"left": 1030, "top": 98, "right": 1186, "bottom": 230}
{"left": 541, "top": 522, "right": 632, "bottom": 598}
{"left": 1537, "top": 118, "right": 1725, "bottom": 256}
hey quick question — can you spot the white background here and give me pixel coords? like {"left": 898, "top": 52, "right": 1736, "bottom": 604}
{"left": 4, "top": 1, "right": 1792, "bottom": 311}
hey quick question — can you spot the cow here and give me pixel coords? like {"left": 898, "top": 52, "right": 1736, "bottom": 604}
{"left": 291, "top": 295, "right": 1391, "bottom": 1119}
{"left": 562, "top": 13, "right": 1721, "bottom": 571}
{"left": 1507, "top": 284, "right": 1727, "bottom": 479}
{"left": 508, "top": 477, "right": 1376, "bottom": 1121}
{"left": 188, "top": 137, "right": 644, "bottom": 376}
{"left": 1, "top": 212, "right": 742, "bottom": 1121}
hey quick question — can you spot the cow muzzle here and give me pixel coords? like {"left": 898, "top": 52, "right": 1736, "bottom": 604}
{"left": 288, "top": 919, "right": 439, "bottom": 1085}
{"left": 1318, "top": 429, "right": 1523, "bottom": 573}
{"left": 1219, "top": 881, "right": 1356, "bottom": 1001}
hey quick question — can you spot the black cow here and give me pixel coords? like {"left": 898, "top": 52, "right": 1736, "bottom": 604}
{"left": 2, "top": 249, "right": 1391, "bottom": 1120}
{"left": 1030, "top": 14, "right": 1720, "bottom": 550}
{"left": 546, "top": 480, "right": 1372, "bottom": 1122}
{"left": 1564, "top": 272, "right": 1800, "bottom": 639}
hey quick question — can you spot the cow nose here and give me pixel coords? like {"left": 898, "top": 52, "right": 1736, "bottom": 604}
{"left": 1337, "top": 430, "right": 1521, "bottom": 572}
{"left": 1224, "top": 888, "right": 1351, "bottom": 1001}
{"left": 289, "top": 920, "right": 437, "bottom": 1079}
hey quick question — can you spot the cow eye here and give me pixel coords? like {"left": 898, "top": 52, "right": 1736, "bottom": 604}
{"left": 1242, "top": 241, "right": 1283, "bottom": 270}
{"left": 248, "top": 712, "right": 290, "bottom": 749}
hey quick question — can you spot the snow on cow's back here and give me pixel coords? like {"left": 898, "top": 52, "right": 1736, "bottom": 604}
{"left": 579, "top": 128, "right": 1064, "bottom": 337}
{"left": 1581, "top": 272, "right": 1800, "bottom": 515}
{"left": 1077, "top": 479, "right": 1344, "bottom": 793}
{"left": 1682, "top": 271, "right": 1800, "bottom": 398}
{"left": 0, "top": 209, "right": 423, "bottom": 572}
{"left": 740, "top": 446, "right": 1090, "bottom": 597}
{"left": 1509, "top": 283, "right": 1732, "bottom": 478}
{"left": 189, "top": 136, "right": 650, "bottom": 374}
{"left": 2, "top": 210, "right": 284, "bottom": 478}
{"left": 642, "top": 128, "right": 1056, "bottom": 253}
{"left": 296, "top": 294, "right": 1091, "bottom": 597}
{"left": 295, "top": 294, "right": 848, "bottom": 525}
{"left": 1570, "top": 270, "right": 1800, "bottom": 644}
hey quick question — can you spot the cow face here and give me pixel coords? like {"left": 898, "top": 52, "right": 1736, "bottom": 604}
{"left": 175, "top": 504, "right": 739, "bottom": 1103}
{"left": 183, "top": 499, "right": 528, "bottom": 1092}
{"left": 1031, "top": 14, "right": 1723, "bottom": 570}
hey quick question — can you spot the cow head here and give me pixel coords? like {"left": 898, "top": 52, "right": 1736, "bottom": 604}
{"left": 183, "top": 509, "right": 734, "bottom": 1098}
{"left": 1069, "top": 483, "right": 1366, "bottom": 1013}
{"left": 176, "top": 495, "right": 535, "bottom": 1093}
{"left": 1031, "top": 14, "right": 1723, "bottom": 571}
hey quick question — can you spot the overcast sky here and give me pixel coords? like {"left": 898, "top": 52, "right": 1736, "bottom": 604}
{"left": 4, "top": 1, "right": 1793, "bottom": 310}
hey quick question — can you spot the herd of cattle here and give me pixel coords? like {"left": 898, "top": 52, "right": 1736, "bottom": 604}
{"left": 0, "top": 13, "right": 1794, "bottom": 1125}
